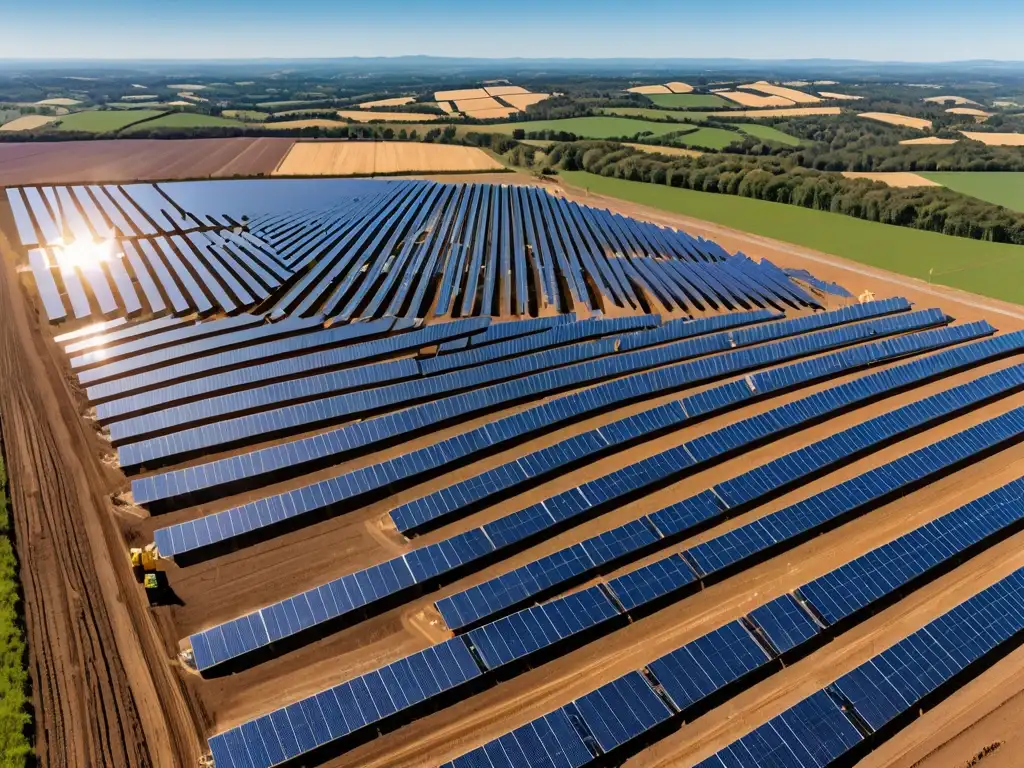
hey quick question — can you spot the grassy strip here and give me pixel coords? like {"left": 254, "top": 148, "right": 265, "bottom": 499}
{"left": 920, "top": 172, "right": 1024, "bottom": 213}
{"left": 0, "top": 453, "right": 30, "bottom": 765}
{"left": 559, "top": 170, "right": 1024, "bottom": 306}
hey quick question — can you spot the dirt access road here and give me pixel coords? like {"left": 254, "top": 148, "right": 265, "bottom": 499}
{"left": 0, "top": 201, "right": 198, "bottom": 767}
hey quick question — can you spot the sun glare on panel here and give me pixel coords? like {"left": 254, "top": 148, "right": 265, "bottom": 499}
{"left": 54, "top": 238, "right": 115, "bottom": 269}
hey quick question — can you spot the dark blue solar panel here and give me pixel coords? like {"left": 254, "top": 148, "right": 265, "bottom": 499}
{"left": 748, "top": 595, "right": 820, "bottom": 654}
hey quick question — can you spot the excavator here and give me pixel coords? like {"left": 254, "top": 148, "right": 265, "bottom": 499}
{"left": 129, "top": 543, "right": 168, "bottom": 605}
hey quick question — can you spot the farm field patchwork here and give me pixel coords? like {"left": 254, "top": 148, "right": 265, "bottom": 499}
{"left": 559, "top": 170, "right": 1024, "bottom": 305}
{"left": 741, "top": 81, "right": 822, "bottom": 104}
{"left": 647, "top": 93, "right": 732, "bottom": 108}
{"left": 120, "top": 112, "right": 242, "bottom": 132}
{"left": 0, "top": 114, "right": 59, "bottom": 131}
{"left": 56, "top": 109, "right": 167, "bottom": 132}
{"left": 604, "top": 106, "right": 840, "bottom": 120}
{"left": 717, "top": 90, "right": 794, "bottom": 107}
{"left": 356, "top": 96, "right": 415, "bottom": 108}
{"left": 273, "top": 141, "right": 504, "bottom": 176}
{"left": 919, "top": 172, "right": 1024, "bottom": 212}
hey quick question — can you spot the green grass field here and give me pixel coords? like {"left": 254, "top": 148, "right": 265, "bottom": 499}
{"left": 0, "top": 457, "right": 30, "bottom": 765}
{"left": 602, "top": 107, "right": 711, "bottom": 122}
{"left": 920, "top": 172, "right": 1024, "bottom": 213}
{"left": 56, "top": 109, "right": 166, "bottom": 132}
{"left": 122, "top": 112, "right": 243, "bottom": 132}
{"left": 647, "top": 93, "right": 732, "bottom": 109}
{"left": 737, "top": 123, "right": 803, "bottom": 146}
{"left": 674, "top": 126, "right": 745, "bottom": 149}
{"left": 560, "top": 170, "right": 1024, "bottom": 306}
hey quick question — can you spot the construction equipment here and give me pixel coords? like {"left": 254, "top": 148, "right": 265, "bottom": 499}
{"left": 129, "top": 543, "right": 168, "bottom": 605}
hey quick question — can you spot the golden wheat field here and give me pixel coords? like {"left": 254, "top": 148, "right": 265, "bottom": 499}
{"left": 741, "top": 82, "right": 822, "bottom": 104}
{"left": 717, "top": 91, "right": 794, "bottom": 107}
{"left": 665, "top": 82, "right": 694, "bottom": 93}
{"left": 463, "top": 106, "right": 520, "bottom": 119}
{"left": 260, "top": 119, "right": 348, "bottom": 130}
{"left": 484, "top": 86, "right": 529, "bottom": 97}
{"left": 842, "top": 171, "right": 940, "bottom": 187}
{"left": 899, "top": 136, "right": 958, "bottom": 145}
{"left": 357, "top": 96, "right": 415, "bottom": 109}
{"left": 434, "top": 87, "right": 490, "bottom": 101}
{"left": 623, "top": 143, "right": 702, "bottom": 157}
{"left": 818, "top": 91, "right": 862, "bottom": 101}
{"left": 626, "top": 84, "right": 672, "bottom": 94}
{"left": 0, "top": 114, "right": 59, "bottom": 131}
{"left": 34, "top": 97, "right": 81, "bottom": 106}
{"left": 724, "top": 106, "right": 841, "bottom": 118}
{"left": 437, "top": 101, "right": 456, "bottom": 114}
{"left": 960, "top": 131, "right": 1024, "bottom": 146}
{"left": 273, "top": 141, "right": 505, "bottom": 176}
{"left": 858, "top": 112, "right": 932, "bottom": 130}
{"left": 337, "top": 110, "right": 440, "bottom": 123}
{"left": 947, "top": 107, "right": 992, "bottom": 118}
{"left": 924, "top": 95, "right": 979, "bottom": 105}
{"left": 454, "top": 96, "right": 505, "bottom": 112}
{"left": 501, "top": 93, "right": 550, "bottom": 111}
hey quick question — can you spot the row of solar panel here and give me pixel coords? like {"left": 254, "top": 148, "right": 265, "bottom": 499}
{"left": 11, "top": 177, "right": 822, "bottom": 327}
{"left": 104, "top": 315, "right": 663, "bottom": 441}
{"left": 392, "top": 309, "right": 972, "bottom": 536}
{"left": 148, "top": 303, "right": 926, "bottom": 553}
{"left": 135, "top": 300, "right": 908, "bottom": 507}
{"left": 15, "top": 191, "right": 295, "bottom": 320}
{"left": 441, "top": 477, "right": 1024, "bottom": 768}
{"left": 434, "top": 353, "right": 1024, "bottom": 631}
{"left": 182, "top": 323, "right": 1005, "bottom": 672}
{"left": 207, "top": 473, "right": 1024, "bottom": 768}
{"left": 700, "top": 564, "right": 1024, "bottom": 768}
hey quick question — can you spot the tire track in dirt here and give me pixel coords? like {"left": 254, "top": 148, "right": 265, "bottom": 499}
{"left": 0, "top": 211, "right": 198, "bottom": 767}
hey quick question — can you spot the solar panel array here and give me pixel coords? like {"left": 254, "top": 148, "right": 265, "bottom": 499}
{"left": 208, "top": 475, "right": 1024, "bottom": 768}
{"left": 7, "top": 178, "right": 825, "bottom": 326}
{"left": 17, "top": 175, "right": 1024, "bottom": 768}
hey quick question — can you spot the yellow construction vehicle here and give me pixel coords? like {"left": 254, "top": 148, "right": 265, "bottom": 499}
{"left": 129, "top": 543, "right": 167, "bottom": 605}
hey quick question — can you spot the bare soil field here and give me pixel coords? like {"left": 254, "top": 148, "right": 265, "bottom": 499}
{"left": 627, "top": 84, "right": 673, "bottom": 94}
{"left": 842, "top": 171, "right": 941, "bottom": 187}
{"left": 961, "top": 131, "right": 1024, "bottom": 146}
{"left": 665, "top": 82, "right": 694, "bottom": 93}
{"left": 741, "top": 81, "right": 822, "bottom": 104}
{"left": 0, "top": 115, "right": 59, "bottom": 132}
{"left": 0, "top": 138, "right": 295, "bottom": 186}
{"left": 818, "top": 91, "right": 862, "bottom": 100}
{"left": 859, "top": 111, "right": 933, "bottom": 130}
{"left": 900, "top": 136, "right": 958, "bottom": 145}
{"left": 6, "top": 168, "right": 1024, "bottom": 768}
{"left": 272, "top": 141, "right": 504, "bottom": 176}
{"left": 434, "top": 88, "right": 489, "bottom": 102}
{"left": 357, "top": 97, "right": 415, "bottom": 109}
{"left": 717, "top": 90, "right": 795, "bottom": 108}
{"left": 336, "top": 110, "right": 440, "bottom": 122}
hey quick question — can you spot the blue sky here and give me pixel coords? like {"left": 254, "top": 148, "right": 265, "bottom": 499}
{"left": 5, "top": 0, "right": 1023, "bottom": 61}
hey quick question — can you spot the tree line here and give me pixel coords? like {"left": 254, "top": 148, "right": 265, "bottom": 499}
{"left": 517, "top": 140, "right": 1024, "bottom": 245}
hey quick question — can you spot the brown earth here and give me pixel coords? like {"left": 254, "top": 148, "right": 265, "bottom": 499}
{"left": 5, "top": 166, "right": 1024, "bottom": 768}
{"left": 0, "top": 138, "right": 295, "bottom": 187}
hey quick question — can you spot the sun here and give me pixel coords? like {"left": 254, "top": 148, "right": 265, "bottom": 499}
{"left": 54, "top": 238, "right": 115, "bottom": 269}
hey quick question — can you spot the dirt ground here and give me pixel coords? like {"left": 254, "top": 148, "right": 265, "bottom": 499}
{"left": 0, "top": 138, "right": 295, "bottom": 186}
{"left": 4, "top": 171, "right": 1024, "bottom": 768}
